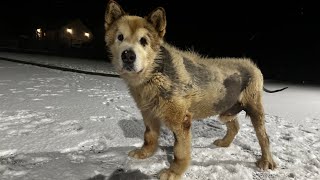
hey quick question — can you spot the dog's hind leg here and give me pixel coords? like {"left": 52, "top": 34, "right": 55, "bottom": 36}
{"left": 214, "top": 102, "right": 242, "bottom": 147}
{"left": 129, "top": 112, "right": 160, "bottom": 159}
{"left": 245, "top": 96, "right": 277, "bottom": 170}
{"left": 214, "top": 116, "right": 239, "bottom": 147}
{"left": 159, "top": 111, "right": 192, "bottom": 180}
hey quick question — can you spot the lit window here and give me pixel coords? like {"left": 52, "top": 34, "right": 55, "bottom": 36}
{"left": 36, "top": 28, "right": 42, "bottom": 38}
{"left": 66, "top": 28, "right": 73, "bottom": 34}
{"left": 84, "top": 32, "right": 90, "bottom": 38}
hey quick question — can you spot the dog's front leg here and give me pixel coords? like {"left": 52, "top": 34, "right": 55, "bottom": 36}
{"left": 129, "top": 112, "right": 160, "bottom": 159}
{"left": 160, "top": 111, "right": 192, "bottom": 180}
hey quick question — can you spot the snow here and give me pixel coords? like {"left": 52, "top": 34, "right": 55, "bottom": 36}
{"left": 0, "top": 52, "right": 320, "bottom": 180}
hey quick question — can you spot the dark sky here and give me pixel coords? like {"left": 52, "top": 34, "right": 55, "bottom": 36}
{"left": 1, "top": 0, "right": 319, "bottom": 82}
{"left": 1, "top": 0, "right": 317, "bottom": 36}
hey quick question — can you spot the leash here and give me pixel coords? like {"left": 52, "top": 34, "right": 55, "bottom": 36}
{"left": 0, "top": 56, "right": 120, "bottom": 78}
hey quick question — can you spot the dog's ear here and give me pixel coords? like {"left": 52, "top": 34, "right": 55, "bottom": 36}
{"left": 147, "top": 7, "right": 166, "bottom": 38}
{"left": 105, "top": 0, "right": 125, "bottom": 30}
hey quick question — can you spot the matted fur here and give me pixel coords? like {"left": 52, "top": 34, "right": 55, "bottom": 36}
{"left": 105, "top": 1, "right": 277, "bottom": 179}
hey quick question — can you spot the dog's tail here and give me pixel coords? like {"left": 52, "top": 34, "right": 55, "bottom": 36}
{"left": 263, "top": 86, "right": 288, "bottom": 93}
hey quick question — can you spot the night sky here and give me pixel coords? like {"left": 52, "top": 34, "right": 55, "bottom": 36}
{"left": 1, "top": 0, "right": 319, "bottom": 83}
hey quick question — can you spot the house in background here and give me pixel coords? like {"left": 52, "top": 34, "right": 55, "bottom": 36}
{"left": 36, "top": 19, "right": 93, "bottom": 48}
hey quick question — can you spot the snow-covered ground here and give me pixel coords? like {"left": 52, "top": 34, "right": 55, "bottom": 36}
{"left": 0, "top": 52, "right": 117, "bottom": 75}
{"left": 0, "top": 52, "right": 319, "bottom": 180}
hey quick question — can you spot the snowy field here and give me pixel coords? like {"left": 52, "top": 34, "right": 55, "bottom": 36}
{"left": 0, "top": 52, "right": 319, "bottom": 180}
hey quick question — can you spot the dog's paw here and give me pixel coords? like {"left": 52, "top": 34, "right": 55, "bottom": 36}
{"left": 213, "top": 139, "right": 231, "bottom": 147}
{"left": 256, "top": 158, "right": 277, "bottom": 170}
{"left": 159, "top": 169, "right": 181, "bottom": 180}
{"left": 128, "top": 148, "right": 152, "bottom": 159}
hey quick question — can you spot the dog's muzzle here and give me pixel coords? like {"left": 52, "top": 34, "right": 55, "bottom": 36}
{"left": 121, "top": 49, "right": 136, "bottom": 71}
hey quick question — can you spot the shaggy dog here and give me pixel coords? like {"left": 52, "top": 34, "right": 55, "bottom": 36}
{"left": 104, "top": 1, "right": 283, "bottom": 179}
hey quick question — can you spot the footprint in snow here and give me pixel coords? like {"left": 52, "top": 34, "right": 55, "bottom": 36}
{"left": 51, "top": 120, "right": 83, "bottom": 135}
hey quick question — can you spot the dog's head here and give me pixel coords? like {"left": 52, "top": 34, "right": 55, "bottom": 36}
{"left": 104, "top": 0, "right": 166, "bottom": 85}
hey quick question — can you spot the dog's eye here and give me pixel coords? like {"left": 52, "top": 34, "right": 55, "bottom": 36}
{"left": 117, "top": 34, "right": 124, "bottom": 41}
{"left": 140, "top": 37, "right": 148, "bottom": 46}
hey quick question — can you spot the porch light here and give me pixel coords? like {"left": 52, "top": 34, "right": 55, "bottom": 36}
{"left": 66, "top": 28, "right": 73, "bottom": 34}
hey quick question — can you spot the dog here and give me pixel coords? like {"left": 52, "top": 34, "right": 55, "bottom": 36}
{"left": 104, "top": 1, "right": 283, "bottom": 179}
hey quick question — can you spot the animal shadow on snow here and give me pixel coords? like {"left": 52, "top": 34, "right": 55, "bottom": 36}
{"left": 87, "top": 174, "right": 106, "bottom": 180}
{"left": 87, "top": 169, "right": 151, "bottom": 180}
{"left": 118, "top": 117, "right": 226, "bottom": 141}
{"left": 107, "top": 168, "right": 152, "bottom": 180}
{"left": 118, "top": 117, "right": 145, "bottom": 139}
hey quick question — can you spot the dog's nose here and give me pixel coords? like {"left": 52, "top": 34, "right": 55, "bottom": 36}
{"left": 121, "top": 49, "right": 136, "bottom": 64}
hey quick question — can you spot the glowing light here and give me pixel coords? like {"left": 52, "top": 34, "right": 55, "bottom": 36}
{"left": 66, "top": 28, "right": 73, "bottom": 34}
{"left": 36, "top": 28, "right": 42, "bottom": 39}
{"left": 84, "top": 32, "right": 90, "bottom": 38}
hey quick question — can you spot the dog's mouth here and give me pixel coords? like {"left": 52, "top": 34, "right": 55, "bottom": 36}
{"left": 120, "top": 67, "right": 144, "bottom": 74}
{"left": 123, "top": 65, "right": 135, "bottom": 72}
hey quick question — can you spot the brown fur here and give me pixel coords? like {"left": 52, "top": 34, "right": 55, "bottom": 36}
{"left": 105, "top": 1, "right": 276, "bottom": 179}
